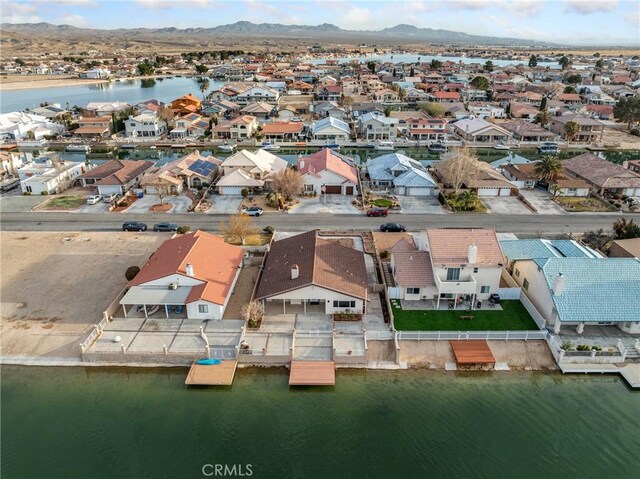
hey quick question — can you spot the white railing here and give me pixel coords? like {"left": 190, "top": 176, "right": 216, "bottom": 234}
{"left": 294, "top": 330, "right": 333, "bottom": 338}
{"left": 364, "top": 330, "right": 395, "bottom": 340}
{"left": 396, "top": 330, "right": 548, "bottom": 341}
{"left": 519, "top": 294, "right": 547, "bottom": 330}
{"left": 79, "top": 316, "right": 109, "bottom": 353}
{"left": 497, "top": 288, "right": 521, "bottom": 300}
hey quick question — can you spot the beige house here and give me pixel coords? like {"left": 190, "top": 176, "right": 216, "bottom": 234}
{"left": 548, "top": 114, "right": 604, "bottom": 143}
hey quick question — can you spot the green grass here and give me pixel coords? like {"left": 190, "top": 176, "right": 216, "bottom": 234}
{"left": 392, "top": 300, "right": 538, "bottom": 331}
{"left": 372, "top": 198, "right": 393, "bottom": 208}
{"left": 41, "top": 195, "right": 86, "bottom": 209}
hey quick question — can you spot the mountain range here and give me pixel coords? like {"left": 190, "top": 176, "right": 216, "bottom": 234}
{"left": 1, "top": 21, "right": 551, "bottom": 49}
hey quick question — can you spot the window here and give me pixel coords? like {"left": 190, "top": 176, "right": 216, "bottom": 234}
{"left": 333, "top": 300, "right": 356, "bottom": 308}
{"left": 446, "top": 268, "right": 460, "bottom": 281}
{"left": 473, "top": 267, "right": 478, "bottom": 273}
{"left": 407, "top": 288, "right": 420, "bottom": 295}
{"left": 198, "top": 304, "right": 209, "bottom": 313}
{"left": 515, "top": 268, "right": 520, "bottom": 277}
{"left": 523, "top": 279, "right": 529, "bottom": 291}
{"left": 304, "top": 184, "right": 314, "bottom": 192}
{"left": 480, "top": 286, "right": 490, "bottom": 294}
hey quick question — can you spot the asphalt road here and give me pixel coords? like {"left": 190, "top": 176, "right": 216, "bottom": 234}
{"left": 1, "top": 211, "right": 637, "bottom": 235}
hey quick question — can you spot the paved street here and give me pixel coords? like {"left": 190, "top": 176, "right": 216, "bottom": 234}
{"left": 1, "top": 211, "right": 637, "bottom": 235}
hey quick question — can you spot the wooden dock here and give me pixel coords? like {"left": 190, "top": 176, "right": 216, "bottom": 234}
{"left": 289, "top": 361, "right": 336, "bottom": 386}
{"left": 450, "top": 340, "right": 495, "bottom": 365}
{"left": 185, "top": 360, "right": 238, "bottom": 386}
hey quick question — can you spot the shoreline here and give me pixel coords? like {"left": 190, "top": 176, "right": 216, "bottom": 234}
{"left": 0, "top": 73, "right": 188, "bottom": 92}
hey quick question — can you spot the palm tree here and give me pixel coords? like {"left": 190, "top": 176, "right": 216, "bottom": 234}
{"left": 564, "top": 121, "right": 580, "bottom": 144}
{"left": 457, "top": 190, "right": 478, "bottom": 211}
{"left": 535, "top": 110, "right": 550, "bottom": 128}
{"left": 198, "top": 79, "right": 210, "bottom": 100}
{"left": 534, "top": 156, "right": 563, "bottom": 183}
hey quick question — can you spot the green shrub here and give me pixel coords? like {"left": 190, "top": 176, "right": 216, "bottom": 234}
{"left": 125, "top": 265, "right": 140, "bottom": 281}
{"left": 561, "top": 341, "right": 573, "bottom": 351}
{"left": 576, "top": 344, "right": 591, "bottom": 351}
{"left": 241, "top": 188, "right": 249, "bottom": 198}
{"left": 380, "top": 250, "right": 390, "bottom": 259}
{"left": 263, "top": 226, "right": 274, "bottom": 234}
{"left": 40, "top": 191, "right": 49, "bottom": 195}
{"left": 176, "top": 225, "right": 191, "bottom": 235}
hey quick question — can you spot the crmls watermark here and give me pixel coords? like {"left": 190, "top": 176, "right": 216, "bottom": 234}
{"left": 202, "top": 464, "right": 253, "bottom": 477}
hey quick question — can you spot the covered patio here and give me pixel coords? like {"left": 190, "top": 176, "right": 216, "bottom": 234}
{"left": 119, "top": 286, "right": 191, "bottom": 319}
{"left": 264, "top": 299, "right": 327, "bottom": 315}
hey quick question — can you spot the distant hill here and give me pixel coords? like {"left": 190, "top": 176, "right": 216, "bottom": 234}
{"left": 0, "top": 21, "right": 551, "bottom": 48}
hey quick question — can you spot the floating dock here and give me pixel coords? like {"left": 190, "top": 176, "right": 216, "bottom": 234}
{"left": 185, "top": 360, "right": 237, "bottom": 386}
{"left": 450, "top": 340, "right": 495, "bottom": 366}
{"left": 289, "top": 361, "right": 336, "bottom": 386}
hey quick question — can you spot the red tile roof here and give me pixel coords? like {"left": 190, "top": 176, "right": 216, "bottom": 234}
{"left": 262, "top": 122, "right": 303, "bottom": 134}
{"left": 298, "top": 148, "right": 358, "bottom": 184}
{"left": 129, "top": 231, "right": 244, "bottom": 306}
{"left": 426, "top": 228, "right": 504, "bottom": 267}
{"left": 81, "top": 159, "right": 154, "bottom": 185}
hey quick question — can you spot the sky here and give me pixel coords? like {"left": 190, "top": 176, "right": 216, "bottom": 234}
{"left": 1, "top": 0, "right": 639, "bottom": 46}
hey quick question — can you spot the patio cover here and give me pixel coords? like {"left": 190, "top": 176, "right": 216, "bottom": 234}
{"left": 120, "top": 286, "right": 192, "bottom": 305}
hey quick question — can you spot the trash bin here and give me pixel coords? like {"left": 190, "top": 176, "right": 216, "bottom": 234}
{"left": 137, "top": 192, "right": 143, "bottom": 199}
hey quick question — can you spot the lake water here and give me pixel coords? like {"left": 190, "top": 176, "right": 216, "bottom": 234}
{"left": 308, "top": 53, "right": 558, "bottom": 68}
{"left": 1, "top": 366, "right": 638, "bottom": 479}
{"left": 0, "top": 77, "right": 224, "bottom": 113}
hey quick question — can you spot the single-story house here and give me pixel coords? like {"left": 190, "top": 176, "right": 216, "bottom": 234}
{"left": 261, "top": 122, "right": 304, "bottom": 142}
{"left": 120, "top": 231, "right": 244, "bottom": 320}
{"left": 309, "top": 117, "right": 351, "bottom": 142}
{"left": 298, "top": 148, "right": 358, "bottom": 195}
{"left": 141, "top": 151, "right": 220, "bottom": 194}
{"left": 254, "top": 230, "right": 369, "bottom": 315}
{"left": 19, "top": 159, "right": 86, "bottom": 195}
{"left": 500, "top": 162, "right": 590, "bottom": 196}
{"left": 79, "top": 159, "right": 154, "bottom": 196}
{"left": 562, "top": 153, "right": 640, "bottom": 197}
{"left": 452, "top": 117, "right": 511, "bottom": 143}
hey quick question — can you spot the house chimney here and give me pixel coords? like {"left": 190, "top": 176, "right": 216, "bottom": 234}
{"left": 300, "top": 160, "right": 305, "bottom": 170}
{"left": 553, "top": 272, "right": 565, "bottom": 296}
{"left": 291, "top": 264, "right": 299, "bottom": 280}
{"left": 185, "top": 263, "right": 194, "bottom": 277}
{"left": 468, "top": 244, "right": 478, "bottom": 264}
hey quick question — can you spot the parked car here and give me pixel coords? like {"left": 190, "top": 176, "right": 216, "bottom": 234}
{"left": 122, "top": 221, "right": 147, "bottom": 232}
{"left": 86, "top": 195, "right": 103, "bottom": 205}
{"left": 624, "top": 197, "right": 640, "bottom": 206}
{"left": 366, "top": 207, "right": 388, "bottom": 217}
{"left": 241, "top": 206, "right": 264, "bottom": 217}
{"left": 380, "top": 223, "right": 406, "bottom": 232}
{"left": 153, "top": 222, "right": 178, "bottom": 232}
{"left": 102, "top": 193, "right": 118, "bottom": 203}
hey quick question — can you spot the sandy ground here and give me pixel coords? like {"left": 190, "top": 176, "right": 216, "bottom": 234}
{"left": 0, "top": 231, "right": 164, "bottom": 358}
{"left": 222, "top": 265, "right": 259, "bottom": 320}
{"left": 601, "top": 124, "right": 640, "bottom": 150}
{"left": 399, "top": 340, "right": 557, "bottom": 370}
{"left": 0, "top": 73, "right": 191, "bottom": 91}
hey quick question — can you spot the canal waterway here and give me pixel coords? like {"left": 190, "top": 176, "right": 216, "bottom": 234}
{"left": 1, "top": 366, "right": 638, "bottom": 479}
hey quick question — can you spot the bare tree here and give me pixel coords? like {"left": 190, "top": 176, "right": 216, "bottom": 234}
{"left": 241, "top": 300, "right": 264, "bottom": 328}
{"left": 268, "top": 167, "right": 302, "bottom": 199}
{"left": 157, "top": 106, "right": 175, "bottom": 129}
{"left": 221, "top": 213, "right": 258, "bottom": 245}
{"left": 438, "top": 148, "right": 481, "bottom": 193}
{"left": 156, "top": 184, "right": 170, "bottom": 206}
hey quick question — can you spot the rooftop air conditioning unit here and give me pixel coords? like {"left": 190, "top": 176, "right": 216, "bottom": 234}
{"left": 168, "top": 283, "right": 178, "bottom": 290}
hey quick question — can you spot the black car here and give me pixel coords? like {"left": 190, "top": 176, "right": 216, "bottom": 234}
{"left": 122, "top": 221, "right": 147, "bottom": 232}
{"left": 153, "top": 222, "right": 178, "bottom": 232}
{"left": 380, "top": 223, "right": 406, "bottom": 232}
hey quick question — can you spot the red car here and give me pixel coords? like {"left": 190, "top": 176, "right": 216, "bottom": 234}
{"left": 366, "top": 207, "right": 388, "bottom": 217}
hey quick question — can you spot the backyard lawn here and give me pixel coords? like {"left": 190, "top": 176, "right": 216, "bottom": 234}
{"left": 40, "top": 195, "right": 86, "bottom": 210}
{"left": 392, "top": 300, "right": 538, "bottom": 331}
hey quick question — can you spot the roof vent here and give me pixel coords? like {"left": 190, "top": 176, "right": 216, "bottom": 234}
{"left": 553, "top": 272, "right": 565, "bottom": 296}
{"left": 291, "top": 264, "right": 299, "bottom": 280}
{"left": 185, "top": 263, "right": 194, "bottom": 277}
{"left": 168, "top": 282, "right": 178, "bottom": 290}
{"left": 468, "top": 244, "right": 478, "bottom": 264}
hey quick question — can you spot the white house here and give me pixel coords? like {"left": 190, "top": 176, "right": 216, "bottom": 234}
{"left": 500, "top": 239, "right": 639, "bottom": 334}
{"left": 0, "top": 112, "right": 64, "bottom": 140}
{"left": 119, "top": 231, "right": 244, "bottom": 321}
{"left": 254, "top": 230, "right": 369, "bottom": 315}
{"left": 389, "top": 229, "right": 504, "bottom": 307}
{"left": 125, "top": 113, "right": 167, "bottom": 138}
{"left": 298, "top": 148, "right": 359, "bottom": 195}
{"left": 366, "top": 153, "right": 438, "bottom": 196}
{"left": 357, "top": 112, "right": 398, "bottom": 140}
{"left": 452, "top": 117, "right": 511, "bottom": 143}
{"left": 309, "top": 117, "right": 351, "bottom": 142}
{"left": 234, "top": 86, "right": 280, "bottom": 105}
{"left": 217, "top": 149, "right": 288, "bottom": 195}
{"left": 18, "top": 158, "right": 86, "bottom": 195}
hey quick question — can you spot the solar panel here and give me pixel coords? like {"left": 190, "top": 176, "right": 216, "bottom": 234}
{"left": 188, "top": 159, "right": 216, "bottom": 177}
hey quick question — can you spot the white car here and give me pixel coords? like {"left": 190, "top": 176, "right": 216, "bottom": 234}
{"left": 86, "top": 195, "right": 103, "bottom": 205}
{"left": 102, "top": 193, "right": 118, "bottom": 203}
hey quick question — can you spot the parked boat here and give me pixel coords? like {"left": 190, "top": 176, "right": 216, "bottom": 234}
{"left": 325, "top": 144, "right": 341, "bottom": 150}
{"left": 261, "top": 141, "right": 281, "bottom": 151}
{"left": 537, "top": 142, "right": 560, "bottom": 154}
{"left": 172, "top": 144, "right": 187, "bottom": 148}
{"left": 494, "top": 143, "right": 510, "bottom": 150}
{"left": 121, "top": 144, "right": 137, "bottom": 150}
{"left": 428, "top": 143, "right": 447, "bottom": 154}
{"left": 65, "top": 144, "right": 91, "bottom": 153}
{"left": 218, "top": 144, "right": 236, "bottom": 152}
{"left": 374, "top": 141, "right": 395, "bottom": 151}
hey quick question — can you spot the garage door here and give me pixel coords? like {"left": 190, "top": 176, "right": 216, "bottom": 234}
{"left": 407, "top": 187, "right": 431, "bottom": 196}
{"left": 324, "top": 185, "right": 342, "bottom": 194}
{"left": 145, "top": 186, "right": 157, "bottom": 194}
{"left": 221, "top": 186, "right": 244, "bottom": 195}
{"left": 499, "top": 188, "right": 512, "bottom": 197}
{"left": 478, "top": 188, "right": 499, "bottom": 196}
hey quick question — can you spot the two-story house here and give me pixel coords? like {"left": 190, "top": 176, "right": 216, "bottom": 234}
{"left": 357, "top": 112, "right": 399, "bottom": 140}
{"left": 548, "top": 114, "right": 604, "bottom": 143}
{"left": 405, "top": 117, "right": 448, "bottom": 141}
{"left": 125, "top": 113, "right": 167, "bottom": 138}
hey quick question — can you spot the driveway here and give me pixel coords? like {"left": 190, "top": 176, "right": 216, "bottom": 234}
{"left": 289, "top": 195, "right": 360, "bottom": 215}
{"left": 396, "top": 196, "right": 446, "bottom": 215}
{"left": 206, "top": 195, "right": 243, "bottom": 214}
{"left": 520, "top": 189, "right": 566, "bottom": 215}
{"left": 124, "top": 194, "right": 192, "bottom": 214}
{"left": 482, "top": 196, "right": 533, "bottom": 215}
{"left": 71, "top": 201, "right": 111, "bottom": 214}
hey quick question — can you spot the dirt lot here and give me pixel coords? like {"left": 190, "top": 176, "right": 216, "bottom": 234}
{"left": 222, "top": 264, "right": 259, "bottom": 320}
{"left": 0, "top": 232, "right": 164, "bottom": 359}
{"left": 601, "top": 124, "right": 640, "bottom": 149}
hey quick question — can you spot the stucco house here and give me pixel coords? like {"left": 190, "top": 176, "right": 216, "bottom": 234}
{"left": 119, "top": 231, "right": 244, "bottom": 320}
{"left": 366, "top": 153, "right": 438, "bottom": 196}
{"left": 254, "top": 230, "right": 369, "bottom": 315}
{"left": 141, "top": 151, "right": 220, "bottom": 194}
{"left": 217, "top": 149, "right": 288, "bottom": 195}
{"left": 452, "top": 117, "right": 511, "bottom": 143}
{"left": 357, "top": 112, "right": 398, "bottom": 140}
{"left": 500, "top": 162, "right": 590, "bottom": 196}
{"left": 562, "top": 153, "right": 640, "bottom": 197}
{"left": 309, "top": 117, "right": 351, "bottom": 142}
{"left": 79, "top": 159, "right": 154, "bottom": 196}
{"left": 19, "top": 158, "right": 86, "bottom": 195}
{"left": 548, "top": 114, "right": 604, "bottom": 143}
{"left": 298, "top": 148, "right": 358, "bottom": 195}
{"left": 125, "top": 113, "right": 167, "bottom": 138}
{"left": 500, "top": 239, "right": 639, "bottom": 334}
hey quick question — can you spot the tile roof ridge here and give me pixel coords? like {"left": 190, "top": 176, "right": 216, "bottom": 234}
{"left": 311, "top": 229, "right": 319, "bottom": 286}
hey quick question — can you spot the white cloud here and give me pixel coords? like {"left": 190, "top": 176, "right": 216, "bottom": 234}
{"left": 449, "top": 0, "right": 494, "bottom": 10}
{"left": 50, "top": 0, "right": 98, "bottom": 6}
{"left": 1, "top": 1, "right": 44, "bottom": 23}
{"left": 563, "top": 0, "right": 618, "bottom": 14}
{"left": 506, "top": 0, "right": 545, "bottom": 16}
{"left": 59, "top": 13, "right": 88, "bottom": 26}
{"left": 133, "top": 0, "right": 220, "bottom": 10}
{"left": 340, "top": 6, "right": 376, "bottom": 29}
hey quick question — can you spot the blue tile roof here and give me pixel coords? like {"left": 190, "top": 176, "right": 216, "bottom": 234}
{"left": 500, "top": 239, "right": 596, "bottom": 261}
{"left": 540, "top": 258, "right": 640, "bottom": 323}
{"left": 547, "top": 240, "right": 594, "bottom": 258}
